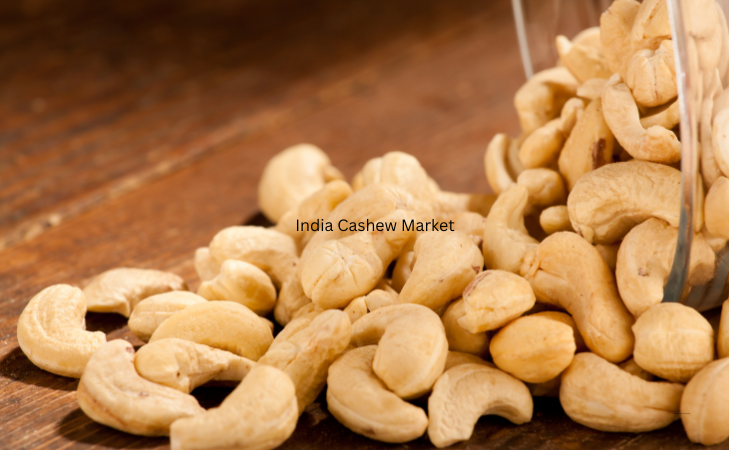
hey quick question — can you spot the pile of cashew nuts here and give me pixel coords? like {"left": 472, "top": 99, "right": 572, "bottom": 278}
{"left": 15, "top": 0, "right": 728, "bottom": 448}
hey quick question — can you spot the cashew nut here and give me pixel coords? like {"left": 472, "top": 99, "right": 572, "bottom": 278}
{"left": 483, "top": 185, "right": 538, "bottom": 274}
{"left": 258, "top": 143, "right": 344, "bottom": 223}
{"left": 197, "top": 259, "right": 276, "bottom": 315}
{"left": 539, "top": 205, "right": 573, "bottom": 235}
{"left": 441, "top": 298, "right": 489, "bottom": 357}
{"left": 83, "top": 268, "right": 187, "bottom": 317}
{"left": 681, "top": 358, "right": 729, "bottom": 446}
{"left": 556, "top": 35, "right": 612, "bottom": 83}
{"left": 632, "top": 303, "right": 714, "bottom": 383}
{"left": 170, "top": 365, "right": 298, "bottom": 450}
{"left": 600, "top": 0, "right": 665, "bottom": 78}
{"left": 443, "top": 351, "right": 494, "bottom": 371}
{"left": 717, "top": 299, "right": 728, "bottom": 358}
{"left": 459, "top": 270, "right": 535, "bottom": 334}
{"left": 619, "top": 357, "right": 654, "bottom": 381}
{"left": 630, "top": 0, "right": 671, "bottom": 49}
{"left": 513, "top": 66, "right": 579, "bottom": 135}
{"left": 427, "top": 363, "right": 533, "bottom": 448}
{"left": 77, "top": 339, "right": 205, "bottom": 436}
{"left": 595, "top": 242, "right": 620, "bottom": 272}
{"left": 351, "top": 152, "right": 435, "bottom": 205}
{"left": 624, "top": 40, "right": 677, "bottom": 107}
{"left": 134, "top": 338, "right": 254, "bottom": 393}
{"left": 273, "top": 271, "right": 312, "bottom": 327}
{"left": 150, "top": 301, "right": 273, "bottom": 361}
{"left": 128, "top": 291, "right": 207, "bottom": 342}
{"left": 535, "top": 310, "right": 587, "bottom": 351}
{"left": 712, "top": 108, "right": 728, "bottom": 177}
{"left": 576, "top": 78, "right": 607, "bottom": 101}
{"left": 521, "top": 232, "right": 634, "bottom": 362}
{"left": 326, "top": 345, "right": 428, "bottom": 443}
{"left": 484, "top": 133, "right": 516, "bottom": 195}
{"left": 449, "top": 212, "right": 485, "bottom": 246}
{"left": 194, "top": 247, "right": 220, "bottom": 282}
{"left": 639, "top": 99, "right": 680, "bottom": 130}
{"left": 17, "top": 284, "right": 106, "bottom": 378}
{"left": 567, "top": 160, "right": 681, "bottom": 244}
{"left": 432, "top": 191, "right": 495, "bottom": 220}
{"left": 518, "top": 118, "right": 564, "bottom": 169}
{"left": 391, "top": 250, "right": 415, "bottom": 292}
{"left": 517, "top": 168, "right": 567, "bottom": 210}
{"left": 704, "top": 176, "right": 728, "bottom": 241}
{"left": 343, "top": 296, "right": 368, "bottom": 323}
{"left": 350, "top": 303, "right": 448, "bottom": 399}
{"left": 701, "top": 79, "right": 725, "bottom": 188}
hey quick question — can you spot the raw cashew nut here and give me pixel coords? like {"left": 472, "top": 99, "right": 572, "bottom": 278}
{"left": 489, "top": 313, "right": 576, "bottom": 383}
{"left": 391, "top": 250, "right": 415, "bottom": 292}
{"left": 258, "top": 310, "right": 351, "bottom": 413}
{"left": 484, "top": 133, "right": 516, "bottom": 195}
{"left": 513, "top": 66, "right": 579, "bottom": 135}
{"left": 704, "top": 176, "right": 728, "bottom": 241}
{"left": 128, "top": 291, "right": 207, "bottom": 342}
{"left": 713, "top": 104, "right": 729, "bottom": 178}
{"left": 560, "top": 352, "right": 683, "bottom": 432}
{"left": 258, "top": 143, "right": 344, "bottom": 223}
{"left": 616, "top": 218, "right": 715, "bottom": 317}
{"left": 459, "top": 270, "right": 535, "bottom": 333}
{"left": 701, "top": 79, "right": 725, "bottom": 188}
{"left": 327, "top": 345, "right": 428, "bottom": 443}
{"left": 518, "top": 118, "right": 564, "bottom": 169}
{"left": 135, "top": 338, "right": 255, "bottom": 393}
{"left": 209, "top": 226, "right": 298, "bottom": 286}
{"left": 350, "top": 304, "right": 448, "bottom": 399}
{"left": 77, "top": 340, "right": 204, "bottom": 436}
{"left": 427, "top": 363, "right": 533, "bottom": 448}
{"left": 17, "top": 285, "right": 107, "bottom": 378}
{"left": 717, "top": 299, "right": 728, "bottom": 358}
{"left": 558, "top": 97, "right": 615, "bottom": 190}
{"left": 681, "top": 358, "right": 729, "bottom": 446}
{"left": 483, "top": 185, "right": 538, "bottom": 274}
{"left": 536, "top": 311, "right": 587, "bottom": 351}
{"left": 521, "top": 232, "right": 635, "bottom": 363}
{"left": 449, "top": 212, "right": 485, "bottom": 245}
{"left": 194, "top": 247, "right": 220, "bottom": 282}
{"left": 576, "top": 78, "right": 608, "bottom": 101}
{"left": 624, "top": 40, "right": 677, "bottom": 107}
{"left": 567, "top": 160, "right": 682, "bottom": 244}
{"left": 83, "top": 268, "right": 187, "bottom": 317}
{"left": 556, "top": 35, "right": 612, "bottom": 83}
{"left": 197, "top": 259, "right": 276, "bottom": 315}
{"left": 150, "top": 301, "right": 273, "bottom": 361}
{"left": 539, "top": 205, "right": 573, "bottom": 235}
{"left": 601, "top": 74, "right": 681, "bottom": 163}
{"left": 517, "top": 169, "right": 566, "bottom": 209}
{"left": 600, "top": 0, "right": 666, "bottom": 78}
{"left": 398, "top": 231, "right": 483, "bottom": 311}
{"left": 632, "top": 303, "right": 714, "bottom": 383}
{"left": 170, "top": 365, "right": 298, "bottom": 450}
{"left": 351, "top": 152, "right": 435, "bottom": 205}
{"left": 630, "top": 0, "right": 671, "bottom": 48}
{"left": 343, "top": 296, "right": 368, "bottom": 323}
{"left": 345, "top": 289, "right": 398, "bottom": 324}
{"left": 273, "top": 272, "right": 312, "bottom": 326}
{"left": 441, "top": 299, "right": 489, "bottom": 357}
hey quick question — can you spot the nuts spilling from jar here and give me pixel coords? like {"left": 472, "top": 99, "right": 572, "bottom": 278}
{"left": 15, "top": 0, "right": 728, "bottom": 448}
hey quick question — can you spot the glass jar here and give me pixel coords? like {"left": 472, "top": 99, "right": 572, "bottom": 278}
{"left": 512, "top": 0, "right": 729, "bottom": 311}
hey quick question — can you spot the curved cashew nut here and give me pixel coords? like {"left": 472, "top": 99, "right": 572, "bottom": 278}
{"left": 350, "top": 304, "right": 448, "bottom": 399}
{"left": 343, "top": 296, "right": 368, "bottom": 323}
{"left": 128, "top": 291, "right": 207, "bottom": 342}
{"left": 427, "top": 363, "right": 533, "bottom": 448}
{"left": 717, "top": 299, "right": 728, "bottom": 358}
{"left": 194, "top": 247, "right": 220, "bottom": 282}
{"left": 601, "top": 0, "right": 665, "bottom": 77}
{"left": 273, "top": 271, "right": 311, "bottom": 327}
{"left": 539, "top": 205, "right": 573, "bottom": 235}
{"left": 258, "top": 310, "right": 351, "bottom": 413}
{"left": 483, "top": 185, "right": 538, "bottom": 274}
{"left": 150, "top": 301, "right": 273, "bottom": 361}
{"left": 632, "top": 303, "right": 714, "bottom": 382}
{"left": 712, "top": 108, "right": 728, "bottom": 177}
{"left": 442, "top": 299, "right": 490, "bottom": 357}
{"left": 517, "top": 169, "right": 567, "bottom": 210}
{"left": 521, "top": 232, "right": 634, "bottom": 363}
{"left": 536, "top": 311, "right": 586, "bottom": 351}
{"left": 640, "top": 99, "right": 680, "bottom": 130}
{"left": 83, "top": 268, "right": 187, "bottom": 317}
{"left": 344, "top": 288, "right": 398, "bottom": 324}
{"left": 518, "top": 118, "right": 564, "bottom": 169}
{"left": 449, "top": 212, "right": 485, "bottom": 246}
{"left": 326, "top": 345, "right": 428, "bottom": 443}
{"left": 560, "top": 352, "right": 683, "bottom": 432}
{"left": 630, "top": 0, "right": 671, "bottom": 48}
{"left": 398, "top": 231, "right": 483, "bottom": 311}
{"left": 567, "top": 160, "right": 682, "bottom": 244}
{"left": 700, "top": 78, "right": 725, "bottom": 188}
{"left": 134, "top": 338, "right": 254, "bottom": 393}
{"left": 391, "top": 250, "right": 415, "bottom": 293}
{"left": 513, "top": 66, "right": 579, "bottom": 135}
{"left": 77, "top": 340, "right": 204, "bottom": 436}
{"left": 624, "top": 40, "right": 677, "bottom": 107}
{"left": 352, "top": 152, "right": 434, "bottom": 205}
{"left": 704, "top": 176, "right": 728, "bottom": 241}
{"left": 556, "top": 35, "right": 612, "bottom": 83}
{"left": 197, "top": 259, "right": 276, "bottom": 315}
{"left": 170, "top": 365, "right": 298, "bottom": 450}
{"left": 17, "top": 284, "right": 106, "bottom": 378}
{"left": 459, "top": 270, "right": 535, "bottom": 334}
{"left": 209, "top": 226, "right": 298, "bottom": 286}
{"left": 484, "top": 133, "right": 516, "bottom": 195}
{"left": 602, "top": 74, "right": 680, "bottom": 163}
{"left": 489, "top": 313, "right": 576, "bottom": 383}
{"left": 681, "top": 358, "right": 729, "bottom": 446}
{"left": 258, "top": 143, "right": 344, "bottom": 223}
{"left": 616, "top": 218, "right": 715, "bottom": 317}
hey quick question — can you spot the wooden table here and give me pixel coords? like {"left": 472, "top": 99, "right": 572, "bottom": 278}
{"left": 0, "top": 1, "right": 727, "bottom": 448}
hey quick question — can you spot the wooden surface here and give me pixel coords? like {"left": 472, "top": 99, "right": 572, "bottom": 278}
{"left": 0, "top": 1, "right": 727, "bottom": 449}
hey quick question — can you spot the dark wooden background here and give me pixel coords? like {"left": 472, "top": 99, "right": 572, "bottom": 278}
{"left": 0, "top": 0, "right": 727, "bottom": 448}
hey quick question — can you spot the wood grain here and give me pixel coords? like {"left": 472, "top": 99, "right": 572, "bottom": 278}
{"left": 0, "top": 0, "right": 728, "bottom": 449}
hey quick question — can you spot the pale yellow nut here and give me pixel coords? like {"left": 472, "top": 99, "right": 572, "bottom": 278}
{"left": 17, "top": 284, "right": 107, "bottom": 378}
{"left": 717, "top": 299, "right": 728, "bottom": 358}
{"left": 327, "top": 346, "right": 428, "bottom": 443}
{"left": 352, "top": 152, "right": 435, "bottom": 205}
{"left": 391, "top": 250, "right": 415, "bottom": 292}
{"left": 257, "top": 143, "right": 344, "bottom": 224}
{"left": 560, "top": 352, "right": 683, "bottom": 432}
{"left": 534, "top": 311, "right": 586, "bottom": 351}
{"left": 208, "top": 226, "right": 298, "bottom": 286}
{"left": 681, "top": 358, "right": 729, "bottom": 446}
{"left": 484, "top": 133, "right": 516, "bottom": 195}
{"left": 600, "top": 0, "right": 665, "bottom": 78}
{"left": 704, "top": 176, "right": 728, "bottom": 241}
{"left": 442, "top": 299, "right": 489, "bottom": 357}
{"left": 518, "top": 118, "right": 564, "bottom": 169}
{"left": 449, "top": 212, "right": 485, "bottom": 246}
{"left": 556, "top": 35, "right": 612, "bottom": 83}
{"left": 427, "top": 363, "right": 533, "bottom": 448}
{"left": 83, "top": 267, "right": 187, "bottom": 317}
{"left": 539, "top": 205, "right": 573, "bottom": 235}
{"left": 630, "top": 0, "right": 671, "bottom": 48}
{"left": 459, "top": 270, "right": 535, "bottom": 334}
{"left": 567, "top": 160, "right": 682, "bottom": 244}
{"left": 197, "top": 259, "right": 276, "bottom": 316}
{"left": 273, "top": 271, "right": 312, "bottom": 326}
{"left": 618, "top": 358, "right": 654, "bottom": 381}
{"left": 576, "top": 78, "right": 608, "bottom": 101}
{"left": 398, "top": 231, "right": 483, "bottom": 311}
{"left": 489, "top": 313, "right": 576, "bottom": 383}
{"left": 194, "top": 247, "right": 220, "bottom": 282}
{"left": 364, "top": 288, "right": 397, "bottom": 311}
{"left": 344, "top": 296, "right": 368, "bottom": 324}
{"left": 258, "top": 310, "right": 351, "bottom": 414}
{"left": 150, "top": 301, "right": 273, "bottom": 361}
{"left": 483, "top": 185, "right": 538, "bottom": 274}
{"left": 700, "top": 79, "right": 725, "bottom": 189}
{"left": 432, "top": 191, "right": 495, "bottom": 221}
{"left": 640, "top": 99, "right": 680, "bottom": 130}
{"left": 128, "top": 291, "right": 207, "bottom": 342}
{"left": 517, "top": 168, "right": 567, "bottom": 210}
{"left": 135, "top": 338, "right": 254, "bottom": 393}
{"left": 624, "top": 40, "right": 677, "bottom": 107}
{"left": 77, "top": 340, "right": 205, "bottom": 436}
{"left": 521, "top": 232, "right": 634, "bottom": 363}
{"left": 559, "top": 97, "right": 585, "bottom": 137}
{"left": 513, "top": 66, "right": 579, "bottom": 135}
{"left": 632, "top": 303, "right": 714, "bottom": 383}
{"left": 351, "top": 303, "right": 448, "bottom": 399}
{"left": 170, "top": 365, "right": 298, "bottom": 450}
{"left": 443, "top": 351, "right": 494, "bottom": 371}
